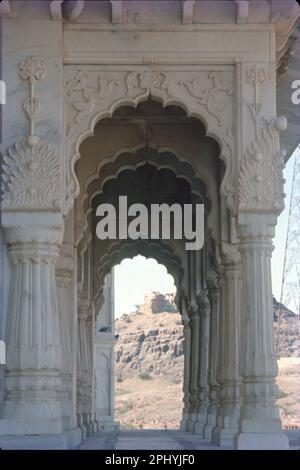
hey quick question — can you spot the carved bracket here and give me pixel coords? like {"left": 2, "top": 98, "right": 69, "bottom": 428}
{"left": 2, "top": 58, "right": 62, "bottom": 212}
{"left": 238, "top": 116, "right": 287, "bottom": 214}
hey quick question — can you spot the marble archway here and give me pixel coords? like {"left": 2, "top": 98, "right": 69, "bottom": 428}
{"left": 1, "top": 1, "right": 297, "bottom": 450}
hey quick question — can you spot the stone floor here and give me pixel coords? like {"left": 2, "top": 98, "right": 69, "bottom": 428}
{"left": 78, "top": 429, "right": 300, "bottom": 450}
{"left": 78, "top": 429, "right": 228, "bottom": 450}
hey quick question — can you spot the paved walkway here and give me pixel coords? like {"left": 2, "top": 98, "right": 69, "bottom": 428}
{"left": 78, "top": 430, "right": 227, "bottom": 450}
{"left": 78, "top": 429, "right": 300, "bottom": 450}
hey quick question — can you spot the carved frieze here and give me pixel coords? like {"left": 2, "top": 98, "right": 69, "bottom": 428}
{"left": 65, "top": 67, "right": 235, "bottom": 213}
{"left": 67, "top": 71, "right": 119, "bottom": 125}
{"left": 180, "top": 71, "right": 233, "bottom": 127}
{"left": 126, "top": 70, "right": 172, "bottom": 96}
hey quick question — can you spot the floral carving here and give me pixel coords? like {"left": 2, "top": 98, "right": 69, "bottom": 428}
{"left": 239, "top": 117, "right": 287, "bottom": 213}
{"left": 19, "top": 57, "right": 45, "bottom": 82}
{"left": 180, "top": 71, "right": 233, "bottom": 127}
{"left": 19, "top": 57, "right": 45, "bottom": 136}
{"left": 126, "top": 70, "right": 172, "bottom": 96}
{"left": 2, "top": 136, "right": 61, "bottom": 210}
{"left": 2, "top": 57, "right": 61, "bottom": 210}
{"left": 2, "top": 57, "right": 62, "bottom": 211}
{"left": 66, "top": 71, "right": 119, "bottom": 124}
{"left": 246, "top": 65, "right": 266, "bottom": 138}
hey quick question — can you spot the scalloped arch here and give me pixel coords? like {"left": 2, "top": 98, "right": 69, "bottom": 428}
{"left": 94, "top": 238, "right": 184, "bottom": 314}
{"left": 75, "top": 145, "right": 219, "bottom": 250}
{"left": 66, "top": 70, "right": 234, "bottom": 214}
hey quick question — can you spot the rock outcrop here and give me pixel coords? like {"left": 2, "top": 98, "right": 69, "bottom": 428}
{"left": 115, "top": 293, "right": 300, "bottom": 382}
{"left": 115, "top": 310, "right": 184, "bottom": 382}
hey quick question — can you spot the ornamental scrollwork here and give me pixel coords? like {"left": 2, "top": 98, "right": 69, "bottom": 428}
{"left": 125, "top": 70, "right": 172, "bottom": 96}
{"left": 179, "top": 71, "right": 233, "bottom": 127}
{"left": 238, "top": 116, "right": 287, "bottom": 214}
{"left": 66, "top": 71, "right": 119, "bottom": 125}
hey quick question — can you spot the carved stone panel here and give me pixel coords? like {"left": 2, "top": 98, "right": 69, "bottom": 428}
{"left": 65, "top": 66, "right": 235, "bottom": 213}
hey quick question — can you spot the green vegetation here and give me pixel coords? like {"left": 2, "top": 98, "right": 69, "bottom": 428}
{"left": 117, "top": 400, "right": 134, "bottom": 414}
{"left": 139, "top": 371, "right": 152, "bottom": 380}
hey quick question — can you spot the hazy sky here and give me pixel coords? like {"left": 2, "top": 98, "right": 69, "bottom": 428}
{"left": 114, "top": 149, "right": 298, "bottom": 316}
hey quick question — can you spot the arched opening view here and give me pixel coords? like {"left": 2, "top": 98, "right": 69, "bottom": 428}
{"left": 113, "top": 256, "right": 183, "bottom": 430}
{"left": 74, "top": 99, "right": 222, "bottom": 440}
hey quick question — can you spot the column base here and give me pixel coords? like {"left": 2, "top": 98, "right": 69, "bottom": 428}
{"left": 180, "top": 413, "right": 190, "bottom": 432}
{"left": 64, "top": 427, "right": 82, "bottom": 449}
{"left": 234, "top": 432, "right": 289, "bottom": 450}
{"left": 194, "top": 421, "right": 206, "bottom": 436}
{"left": 98, "top": 416, "right": 119, "bottom": 433}
{"left": 186, "top": 413, "right": 197, "bottom": 432}
{"left": 203, "top": 422, "right": 216, "bottom": 440}
{"left": 203, "top": 410, "right": 218, "bottom": 440}
{"left": 214, "top": 427, "right": 237, "bottom": 447}
{"left": 92, "top": 419, "right": 99, "bottom": 433}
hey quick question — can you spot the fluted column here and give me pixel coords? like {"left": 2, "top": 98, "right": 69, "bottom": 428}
{"left": 212, "top": 246, "right": 241, "bottom": 446}
{"left": 203, "top": 272, "right": 220, "bottom": 440}
{"left": 194, "top": 289, "right": 210, "bottom": 436}
{"left": 56, "top": 244, "right": 74, "bottom": 432}
{"left": 180, "top": 297, "right": 192, "bottom": 431}
{"left": 235, "top": 214, "right": 289, "bottom": 449}
{"left": 76, "top": 292, "right": 91, "bottom": 438}
{"left": 187, "top": 303, "right": 200, "bottom": 432}
{"left": 86, "top": 307, "right": 96, "bottom": 433}
{"left": 0, "top": 225, "right": 64, "bottom": 435}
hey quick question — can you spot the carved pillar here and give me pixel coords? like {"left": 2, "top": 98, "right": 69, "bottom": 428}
{"left": 187, "top": 303, "right": 200, "bottom": 432}
{"left": 95, "top": 272, "right": 118, "bottom": 431}
{"left": 86, "top": 306, "right": 95, "bottom": 433}
{"left": 56, "top": 244, "right": 74, "bottom": 432}
{"left": 235, "top": 214, "right": 289, "bottom": 449}
{"left": 77, "top": 291, "right": 92, "bottom": 438}
{"left": 234, "top": 113, "right": 289, "bottom": 449}
{"left": 212, "top": 246, "right": 241, "bottom": 446}
{"left": 194, "top": 289, "right": 210, "bottom": 436}
{"left": 180, "top": 295, "right": 192, "bottom": 431}
{"left": 0, "top": 225, "right": 64, "bottom": 437}
{"left": 203, "top": 271, "right": 220, "bottom": 440}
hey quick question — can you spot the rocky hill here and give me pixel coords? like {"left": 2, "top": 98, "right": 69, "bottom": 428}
{"left": 115, "top": 310, "right": 184, "bottom": 383}
{"left": 273, "top": 296, "right": 300, "bottom": 357}
{"left": 115, "top": 293, "right": 300, "bottom": 384}
{"left": 114, "top": 291, "right": 300, "bottom": 430}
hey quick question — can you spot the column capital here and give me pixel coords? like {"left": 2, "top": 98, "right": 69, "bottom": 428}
{"left": 188, "top": 302, "right": 200, "bottom": 320}
{"left": 56, "top": 243, "right": 74, "bottom": 287}
{"left": 4, "top": 223, "right": 63, "bottom": 245}
{"left": 221, "top": 244, "right": 241, "bottom": 267}
{"left": 237, "top": 213, "right": 277, "bottom": 240}
{"left": 196, "top": 289, "right": 210, "bottom": 311}
{"left": 207, "top": 269, "right": 218, "bottom": 289}
{"left": 78, "top": 295, "right": 90, "bottom": 322}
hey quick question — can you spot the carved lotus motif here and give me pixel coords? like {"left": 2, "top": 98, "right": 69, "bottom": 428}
{"left": 239, "top": 119, "right": 287, "bottom": 214}
{"left": 2, "top": 136, "right": 62, "bottom": 210}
